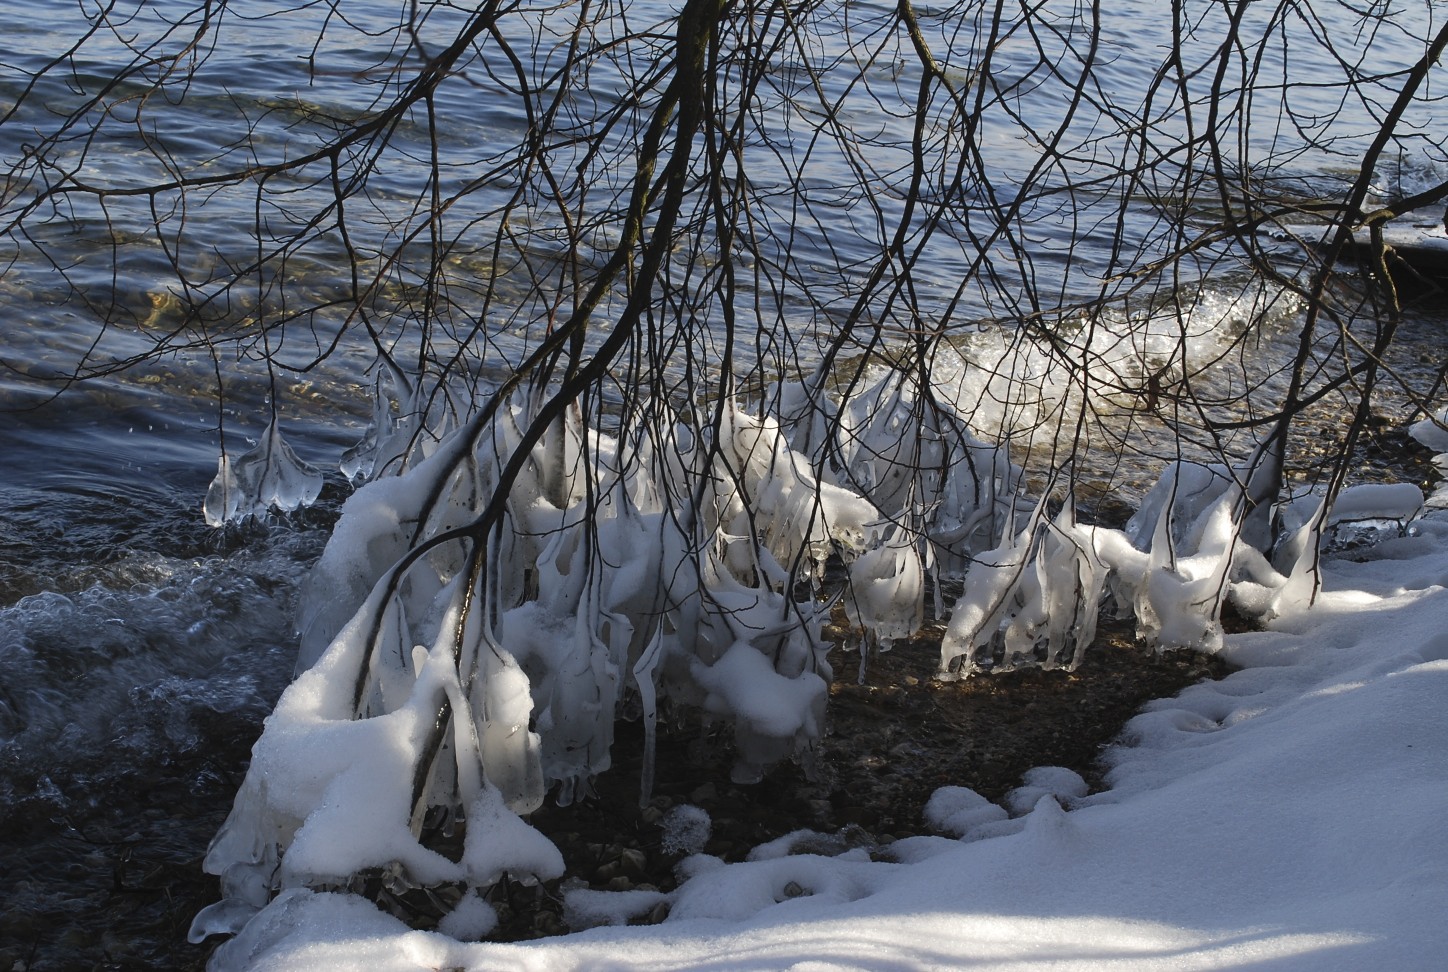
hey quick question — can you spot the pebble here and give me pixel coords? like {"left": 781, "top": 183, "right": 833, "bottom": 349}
{"left": 618, "top": 848, "right": 648, "bottom": 877}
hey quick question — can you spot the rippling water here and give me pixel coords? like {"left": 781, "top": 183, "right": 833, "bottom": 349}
{"left": 0, "top": 0, "right": 1445, "bottom": 967}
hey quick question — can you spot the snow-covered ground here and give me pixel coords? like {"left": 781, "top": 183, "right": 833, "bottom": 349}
{"left": 212, "top": 515, "right": 1448, "bottom": 971}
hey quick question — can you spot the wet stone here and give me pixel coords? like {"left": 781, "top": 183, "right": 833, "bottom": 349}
{"left": 618, "top": 848, "right": 648, "bottom": 877}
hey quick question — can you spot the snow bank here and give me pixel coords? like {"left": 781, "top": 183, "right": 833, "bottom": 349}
{"left": 207, "top": 514, "right": 1448, "bottom": 971}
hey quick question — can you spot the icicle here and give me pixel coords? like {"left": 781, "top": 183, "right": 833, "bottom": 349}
{"left": 845, "top": 521, "right": 925, "bottom": 650}
{"left": 937, "top": 508, "right": 1036, "bottom": 677}
{"left": 472, "top": 636, "right": 545, "bottom": 815}
{"left": 633, "top": 628, "right": 665, "bottom": 808}
{"left": 1238, "top": 433, "right": 1285, "bottom": 554}
{"left": 1039, "top": 499, "right": 1104, "bottom": 670}
{"left": 203, "top": 453, "right": 241, "bottom": 527}
{"left": 340, "top": 362, "right": 408, "bottom": 482}
{"left": 1264, "top": 493, "right": 1331, "bottom": 616}
{"left": 203, "top": 419, "right": 323, "bottom": 526}
{"left": 187, "top": 898, "right": 261, "bottom": 944}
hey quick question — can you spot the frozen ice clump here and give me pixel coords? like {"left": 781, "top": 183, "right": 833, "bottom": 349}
{"left": 1004, "top": 765, "right": 1089, "bottom": 816}
{"left": 1409, "top": 406, "right": 1448, "bottom": 454}
{"left": 460, "top": 785, "right": 566, "bottom": 887}
{"left": 204, "top": 420, "right": 323, "bottom": 526}
{"left": 199, "top": 385, "right": 894, "bottom": 943}
{"left": 1091, "top": 470, "right": 1243, "bottom": 652}
{"left": 187, "top": 897, "right": 260, "bottom": 943}
{"left": 816, "top": 367, "right": 1020, "bottom": 543}
{"left": 716, "top": 402, "right": 879, "bottom": 570}
{"left": 1324, "top": 482, "right": 1423, "bottom": 529}
{"left": 690, "top": 639, "right": 829, "bottom": 784}
{"left": 1276, "top": 483, "right": 1424, "bottom": 536}
{"left": 939, "top": 498, "right": 1105, "bottom": 676}
{"left": 924, "top": 785, "right": 1008, "bottom": 838}
{"left": 209, "top": 359, "right": 1390, "bottom": 950}
{"left": 675, "top": 853, "right": 727, "bottom": 881}
{"left": 1093, "top": 441, "right": 1428, "bottom": 639}
{"left": 661, "top": 804, "right": 712, "bottom": 856}
{"left": 292, "top": 463, "right": 442, "bottom": 674}
{"left": 339, "top": 358, "right": 433, "bottom": 482}
{"left": 199, "top": 628, "right": 559, "bottom": 929}
{"left": 845, "top": 522, "right": 925, "bottom": 652}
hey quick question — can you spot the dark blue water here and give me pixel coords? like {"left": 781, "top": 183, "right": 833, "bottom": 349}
{"left": 0, "top": 1, "right": 1444, "bottom": 967}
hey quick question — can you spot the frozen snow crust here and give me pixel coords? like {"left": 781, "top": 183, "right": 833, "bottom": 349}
{"left": 193, "top": 363, "right": 1442, "bottom": 962}
{"left": 209, "top": 512, "right": 1448, "bottom": 970}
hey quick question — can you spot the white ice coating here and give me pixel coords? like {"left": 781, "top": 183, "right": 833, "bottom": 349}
{"left": 939, "top": 498, "right": 1107, "bottom": 676}
{"left": 198, "top": 381, "right": 890, "bottom": 932}
{"left": 202, "top": 517, "right": 1448, "bottom": 970}
{"left": 927, "top": 286, "right": 1304, "bottom": 449}
{"left": 436, "top": 891, "right": 498, "bottom": 942}
{"left": 197, "top": 344, "right": 1424, "bottom": 944}
{"left": 845, "top": 521, "right": 925, "bottom": 651}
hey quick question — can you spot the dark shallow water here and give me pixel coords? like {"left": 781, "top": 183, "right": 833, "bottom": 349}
{"left": 0, "top": 452, "right": 331, "bottom": 968}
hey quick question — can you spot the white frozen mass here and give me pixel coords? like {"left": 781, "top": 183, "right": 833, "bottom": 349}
{"left": 190, "top": 357, "right": 1448, "bottom": 970}
{"left": 205, "top": 508, "right": 1448, "bottom": 970}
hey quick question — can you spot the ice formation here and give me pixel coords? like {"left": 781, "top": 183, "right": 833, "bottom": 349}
{"left": 204, "top": 419, "right": 324, "bottom": 527}
{"left": 939, "top": 498, "right": 1106, "bottom": 675}
{"left": 436, "top": 891, "right": 498, "bottom": 941}
{"left": 197, "top": 374, "right": 919, "bottom": 937}
{"left": 562, "top": 886, "right": 670, "bottom": 930}
{"left": 195, "top": 358, "right": 1413, "bottom": 945}
{"left": 1409, "top": 407, "right": 1448, "bottom": 507}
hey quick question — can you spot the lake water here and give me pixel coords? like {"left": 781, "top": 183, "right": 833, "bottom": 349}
{"left": 0, "top": 0, "right": 1445, "bottom": 966}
